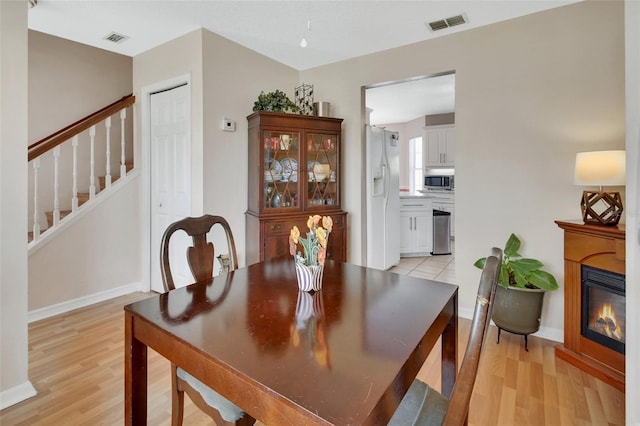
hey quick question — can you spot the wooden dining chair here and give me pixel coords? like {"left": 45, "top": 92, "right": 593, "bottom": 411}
{"left": 388, "top": 247, "right": 503, "bottom": 426}
{"left": 161, "top": 214, "right": 239, "bottom": 292}
{"left": 160, "top": 214, "right": 255, "bottom": 426}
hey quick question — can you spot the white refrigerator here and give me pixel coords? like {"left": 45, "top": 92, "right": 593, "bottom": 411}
{"left": 366, "top": 125, "right": 400, "bottom": 270}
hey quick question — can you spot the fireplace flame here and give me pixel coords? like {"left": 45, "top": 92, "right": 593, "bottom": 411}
{"left": 594, "top": 303, "right": 623, "bottom": 341}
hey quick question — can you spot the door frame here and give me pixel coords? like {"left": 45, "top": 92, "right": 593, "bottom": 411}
{"left": 140, "top": 73, "right": 199, "bottom": 292}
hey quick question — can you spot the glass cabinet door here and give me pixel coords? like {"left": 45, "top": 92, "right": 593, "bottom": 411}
{"left": 306, "top": 133, "right": 339, "bottom": 208}
{"left": 263, "top": 131, "right": 300, "bottom": 210}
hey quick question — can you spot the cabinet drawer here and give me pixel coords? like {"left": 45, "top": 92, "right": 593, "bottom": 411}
{"left": 264, "top": 221, "right": 295, "bottom": 235}
{"left": 264, "top": 214, "right": 345, "bottom": 236}
{"left": 259, "top": 213, "right": 347, "bottom": 263}
{"left": 430, "top": 194, "right": 454, "bottom": 202}
{"left": 400, "top": 199, "right": 432, "bottom": 211}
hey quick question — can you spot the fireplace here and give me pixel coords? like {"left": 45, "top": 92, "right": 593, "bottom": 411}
{"left": 555, "top": 220, "right": 625, "bottom": 391}
{"left": 581, "top": 265, "right": 625, "bottom": 355}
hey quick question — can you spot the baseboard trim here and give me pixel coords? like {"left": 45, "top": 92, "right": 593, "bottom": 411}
{"left": 0, "top": 381, "right": 37, "bottom": 410}
{"left": 458, "top": 307, "right": 563, "bottom": 343}
{"left": 28, "top": 282, "right": 144, "bottom": 323}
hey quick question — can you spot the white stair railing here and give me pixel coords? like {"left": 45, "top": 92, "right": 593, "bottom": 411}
{"left": 71, "top": 135, "right": 79, "bottom": 213}
{"left": 105, "top": 116, "right": 112, "bottom": 189}
{"left": 89, "top": 125, "right": 96, "bottom": 199}
{"left": 52, "top": 146, "right": 60, "bottom": 226}
{"left": 32, "top": 158, "right": 41, "bottom": 242}
{"left": 27, "top": 94, "right": 135, "bottom": 246}
{"left": 120, "top": 109, "right": 127, "bottom": 178}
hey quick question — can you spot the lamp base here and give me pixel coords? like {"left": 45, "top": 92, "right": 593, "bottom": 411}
{"left": 580, "top": 190, "right": 623, "bottom": 226}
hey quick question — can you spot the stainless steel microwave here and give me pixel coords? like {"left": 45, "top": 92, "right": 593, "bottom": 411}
{"left": 424, "top": 175, "right": 453, "bottom": 190}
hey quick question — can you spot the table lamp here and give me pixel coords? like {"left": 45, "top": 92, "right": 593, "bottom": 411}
{"left": 574, "top": 150, "right": 625, "bottom": 226}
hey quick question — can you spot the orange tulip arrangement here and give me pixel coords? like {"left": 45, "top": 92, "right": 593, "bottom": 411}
{"left": 289, "top": 215, "right": 333, "bottom": 266}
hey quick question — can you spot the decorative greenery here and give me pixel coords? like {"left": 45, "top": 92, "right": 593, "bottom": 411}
{"left": 252, "top": 90, "right": 300, "bottom": 113}
{"left": 474, "top": 233, "right": 559, "bottom": 291}
{"left": 290, "top": 215, "right": 333, "bottom": 266}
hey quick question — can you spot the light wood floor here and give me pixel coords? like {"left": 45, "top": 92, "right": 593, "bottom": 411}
{"left": 0, "top": 290, "right": 625, "bottom": 425}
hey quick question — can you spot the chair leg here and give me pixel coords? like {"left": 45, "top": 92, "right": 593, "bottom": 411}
{"left": 524, "top": 334, "right": 529, "bottom": 352}
{"left": 236, "top": 414, "right": 257, "bottom": 426}
{"left": 497, "top": 327, "right": 502, "bottom": 345}
{"left": 171, "top": 364, "right": 185, "bottom": 426}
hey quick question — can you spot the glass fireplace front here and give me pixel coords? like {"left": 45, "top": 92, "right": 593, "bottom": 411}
{"left": 581, "top": 265, "right": 625, "bottom": 354}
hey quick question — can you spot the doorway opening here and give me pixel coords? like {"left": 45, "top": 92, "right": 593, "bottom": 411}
{"left": 363, "top": 71, "right": 456, "bottom": 265}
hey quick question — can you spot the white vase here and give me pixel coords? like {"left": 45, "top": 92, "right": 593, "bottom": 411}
{"left": 295, "top": 262, "right": 324, "bottom": 292}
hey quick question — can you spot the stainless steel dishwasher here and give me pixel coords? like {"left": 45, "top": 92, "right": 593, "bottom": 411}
{"left": 431, "top": 209, "right": 451, "bottom": 255}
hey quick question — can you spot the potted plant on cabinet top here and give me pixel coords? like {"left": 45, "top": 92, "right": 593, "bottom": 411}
{"left": 474, "top": 233, "right": 559, "bottom": 351}
{"left": 252, "top": 90, "right": 299, "bottom": 113}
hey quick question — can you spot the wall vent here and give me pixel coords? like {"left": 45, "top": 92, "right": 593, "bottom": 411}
{"left": 104, "top": 32, "right": 129, "bottom": 44}
{"left": 427, "top": 14, "right": 468, "bottom": 32}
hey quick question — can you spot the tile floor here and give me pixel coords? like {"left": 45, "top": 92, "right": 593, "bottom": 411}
{"left": 388, "top": 240, "right": 456, "bottom": 284}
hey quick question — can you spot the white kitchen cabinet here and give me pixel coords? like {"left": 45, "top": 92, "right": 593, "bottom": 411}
{"left": 431, "top": 192, "right": 455, "bottom": 238}
{"left": 400, "top": 198, "right": 433, "bottom": 256}
{"left": 423, "top": 125, "right": 455, "bottom": 168}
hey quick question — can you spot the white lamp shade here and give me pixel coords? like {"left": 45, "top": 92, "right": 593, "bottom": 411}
{"left": 574, "top": 150, "right": 626, "bottom": 186}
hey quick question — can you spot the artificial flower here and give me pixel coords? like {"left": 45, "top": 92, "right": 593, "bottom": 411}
{"left": 290, "top": 215, "right": 333, "bottom": 266}
{"left": 322, "top": 216, "right": 333, "bottom": 233}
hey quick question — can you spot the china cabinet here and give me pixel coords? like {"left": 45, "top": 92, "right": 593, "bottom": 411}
{"left": 246, "top": 112, "right": 347, "bottom": 264}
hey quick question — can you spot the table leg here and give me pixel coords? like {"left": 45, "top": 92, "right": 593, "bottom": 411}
{"left": 125, "top": 312, "right": 147, "bottom": 425}
{"left": 441, "top": 292, "right": 458, "bottom": 399}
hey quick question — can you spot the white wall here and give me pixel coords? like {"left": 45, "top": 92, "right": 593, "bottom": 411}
{"left": 28, "top": 178, "right": 142, "bottom": 311}
{"left": 28, "top": 31, "right": 133, "bottom": 231}
{"left": 133, "top": 29, "right": 205, "bottom": 290}
{"left": 27, "top": 30, "right": 138, "bottom": 312}
{"left": 0, "top": 0, "right": 36, "bottom": 407}
{"left": 624, "top": 0, "right": 639, "bottom": 423}
{"left": 28, "top": 30, "right": 133, "bottom": 142}
{"left": 133, "top": 29, "right": 297, "bottom": 274}
{"left": 301, "top": 1, "right": 625, "bottom": 338}
{"left": 201, "top": 29, "right": 298, "bottom": 266}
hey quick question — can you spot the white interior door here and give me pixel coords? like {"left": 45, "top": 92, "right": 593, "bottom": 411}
{"left": 150, "top": 84, "right": 191, "bottom": 293}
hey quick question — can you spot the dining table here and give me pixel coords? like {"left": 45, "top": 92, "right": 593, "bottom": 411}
{"left": 124, "top": 258, "right": 458, "bottom": 425}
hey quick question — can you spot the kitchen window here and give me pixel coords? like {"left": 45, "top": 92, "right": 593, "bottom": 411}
{"left": 409, "top": 137, "right": 422, "bottom": 193}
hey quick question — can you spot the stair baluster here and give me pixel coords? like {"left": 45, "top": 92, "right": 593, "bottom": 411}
{"left": 32, "top": 158, "right": 41, "bottom": 241}
{"left": 120, "top": 109, "right": 127, "bottom": 178}
{"left": 89, "top": 125, "right": 96, "bottom": 199}
{"left": 53, "top": 146, "right": 60, "bottom": 226}
{"left": 105, "top": 116, "right": 112, "bottom": 189}
{"left": 72, "top": 136, "right": 79, "bottom": 212}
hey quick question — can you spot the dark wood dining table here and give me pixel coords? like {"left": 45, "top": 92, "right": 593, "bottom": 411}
{"left": 124, "top": 258, "right": 458, "bottom": 425}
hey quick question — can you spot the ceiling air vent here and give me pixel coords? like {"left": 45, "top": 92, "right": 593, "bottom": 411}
{"left": 446, "top": 15, "right": 467, "bottom": 28}
{"left": 104, "top": 32, "right": 129, "bottom": 44}
{"left": 426, "top": 14, "right": 468, "bottom": 32}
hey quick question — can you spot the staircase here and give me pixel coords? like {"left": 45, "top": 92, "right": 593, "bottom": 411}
{"left": 40, "top": 161, "right": 134, "bottom": 231}
{"left": 28, "top": 95, "right": 136, "bottom": 246}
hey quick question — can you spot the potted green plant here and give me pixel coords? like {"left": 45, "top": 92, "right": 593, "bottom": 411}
{"left": 252, "top": 90, "right": 299, "bottom": 113}
{"left": 474, "top": 233, "right": 559, "bottom": 350}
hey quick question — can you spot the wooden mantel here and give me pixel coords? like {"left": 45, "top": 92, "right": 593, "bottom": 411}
{"left": 555, "top": 220, "right": 625, "bottom": 391}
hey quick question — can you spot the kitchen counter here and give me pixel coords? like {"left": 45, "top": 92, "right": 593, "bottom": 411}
{"left": 421, "top": 189, "right": 455, "bottom": 195}
{"left": 400, "top": 190, "right": 455, "bottom": 199}
{"left": 400, "top": 191, "right": 435, "bottom": 199}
